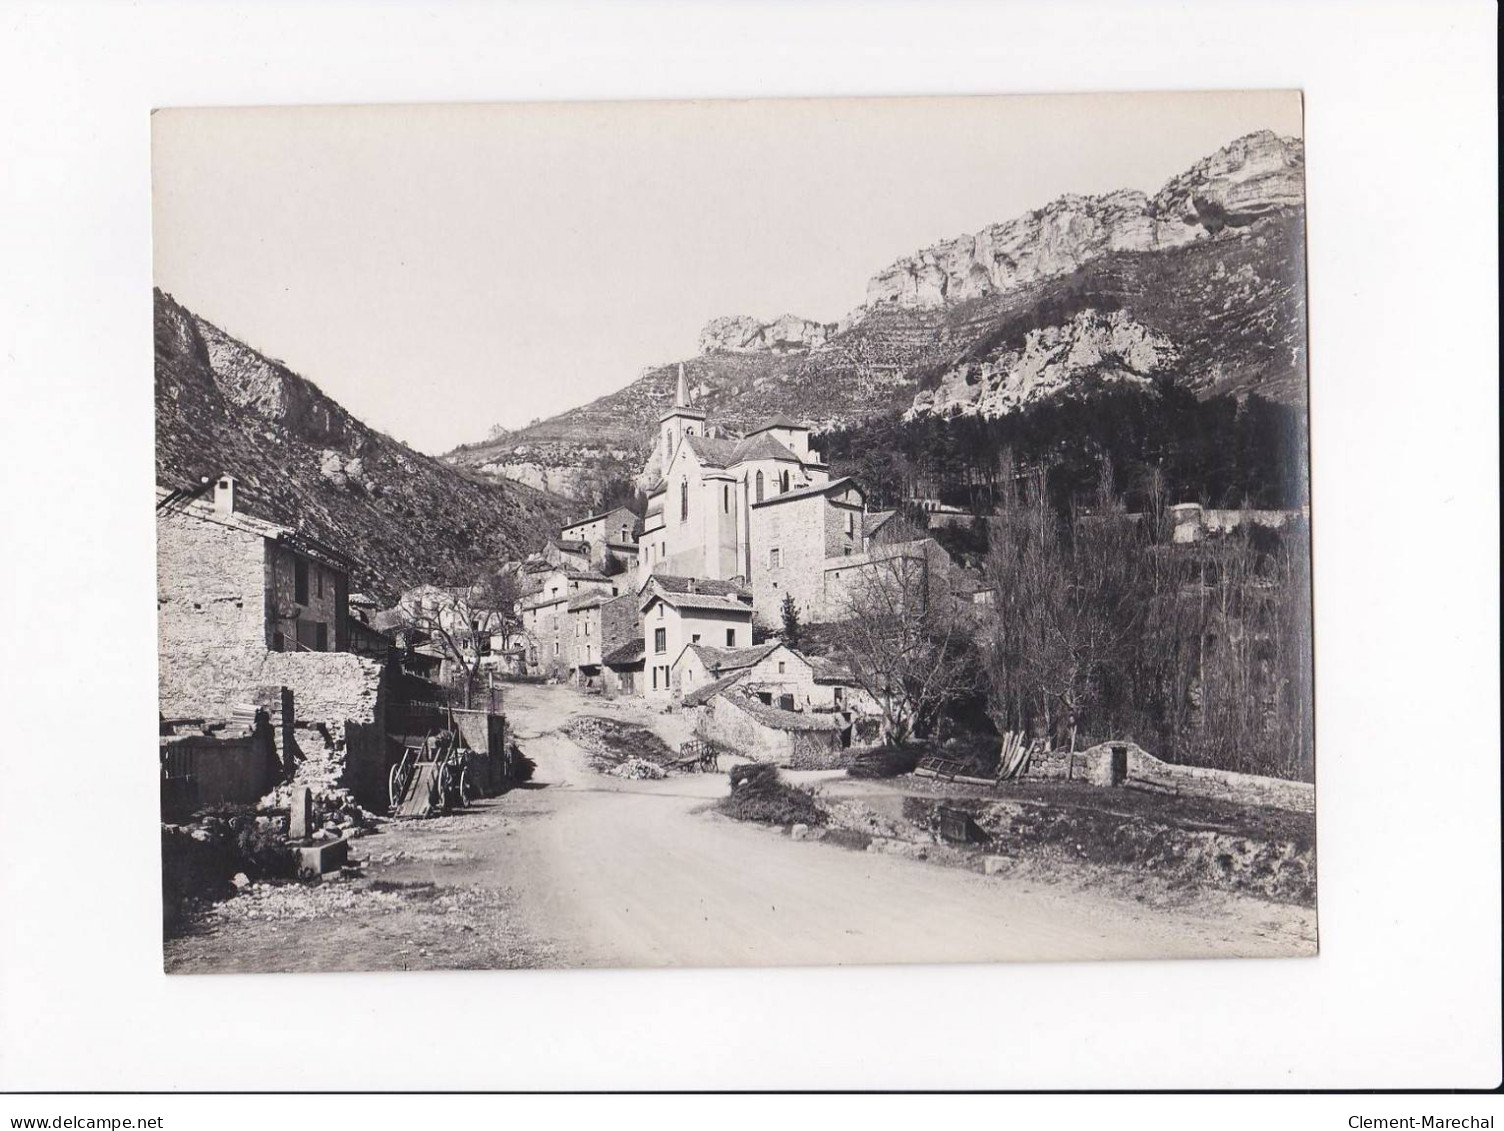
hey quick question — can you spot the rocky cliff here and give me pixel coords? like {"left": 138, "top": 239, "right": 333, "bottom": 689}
{"left": 861, "top": 131, "right": 1303, "bottom": 311}
{"left": 445, "top": 131, "right": 1307, "bottom": 499}
{"left": 155, "top": 289, "right": 567, "bottom": 600}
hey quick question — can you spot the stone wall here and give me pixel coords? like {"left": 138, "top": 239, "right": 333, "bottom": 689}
{"left": 255, "top": 651, "right": 389, "bottom": 809}
{"left": 694, "top": 694, "right": 793, "bottom": 763}
{"left": 266, "top": 543, "right": 343, "bottom": 652}
{"left": 1052, "top": 742, "right": 1317, "bottom": 813}
{"left": 692, "top": 692, "right": 845, "bottom": 767}
{"left": 748, "top": 493, "right": 826, "bottom": 628}
{"left": 157, "top": 510, "right": 271, "bottom": 718}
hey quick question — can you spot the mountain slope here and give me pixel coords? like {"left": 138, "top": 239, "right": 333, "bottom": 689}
{"left": 155, "top": 289, "right": 567, "bottom": 600}
{"left": 445, "top": 130, "right": 1307, "bottom": 500}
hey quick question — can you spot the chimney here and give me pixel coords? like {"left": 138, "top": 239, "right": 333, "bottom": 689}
{"left": 213, "top": 475, "right": 237, "bottom": 516}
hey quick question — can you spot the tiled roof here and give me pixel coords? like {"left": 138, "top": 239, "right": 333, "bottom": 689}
{"left": 646, "top": 592, "right": 754, "bottom": 615}
{"left": 862, "top": 510, "right": 896, "bottom": 538}
{"left": 750, "top": 475, "right": 860, "bottom": 508}
{"left": 567, "top": 592, "right": 607, "bottom": 611}
{"left": 682, "top": 433, "right": 742, "bottom": 467}
{"left": 745, "top": 413, "right": 808, "bottom": 435}
{"left": 602, "top": 638, "right": 646, "bottom": 666}
{"left": 561, "top": 506, "right": 639, "bottom": 530}
{"left": 687, "top": 641, "right": 780, "bottom": 674}
{"left": 728, "top": 431, "right": 800, "bottom": 463}
{"left": 549, "top": 538, "right": 591, "bottom": 553}
{"left": 682, "top": 670, "right": 747, "bottom": 707}
{"left": 645, "top": 575, "right": 749, "bottom": 598}
{"left": 725, "top": 693, "right": 844, "bottom": 732}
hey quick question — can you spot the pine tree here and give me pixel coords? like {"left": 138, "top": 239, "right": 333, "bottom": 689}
{"left": 780, "top": 592, "right": 802, "bottom": 650}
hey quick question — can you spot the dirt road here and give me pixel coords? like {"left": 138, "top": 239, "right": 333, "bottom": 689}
{"left": 495, "top": 684, "right": 1315, "bottom": 968}
{"left": 166, "top": 683, "right": 1313, "bottom": 973}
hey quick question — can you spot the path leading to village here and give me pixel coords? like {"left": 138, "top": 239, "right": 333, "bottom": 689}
{"left": 493, "top": 684, "right": 1313, "bottom": 968}
{"left": 166, "top": 683, "right": 1314, "bottom": 973}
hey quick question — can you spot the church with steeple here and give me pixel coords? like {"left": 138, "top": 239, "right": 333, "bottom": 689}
{"left": 640, "top": 364, "right": 833, "bottom": 583}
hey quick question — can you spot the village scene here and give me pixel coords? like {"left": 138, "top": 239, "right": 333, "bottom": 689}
{"left": 156, "top": 98, "right": 1317, "bottom": 972}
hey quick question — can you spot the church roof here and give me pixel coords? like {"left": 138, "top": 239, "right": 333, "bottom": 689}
{"left": 750, "top": 476, "right": 861, "bottom": 509}
{"left": 729, "top": 432, "right": 801, "bottom": 463}
{"left": 745, "top": 413, "right": 809, "bottom": 435}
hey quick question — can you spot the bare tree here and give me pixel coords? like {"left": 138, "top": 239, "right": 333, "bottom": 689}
{"left": 829, "top": 548, "right": 979, "bottom": 744}
{"left": 981, "top": 462, "right": 1144, "bottom": 760}
{"left": 396, "top": 569, "right": 523, "bottom": 708}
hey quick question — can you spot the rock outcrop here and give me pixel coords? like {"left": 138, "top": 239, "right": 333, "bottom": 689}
{"left": 699, "top": 314, "right": 835, "bottom": 354}
{"left": 907, "top": 309, "right": 1175, "bottom": 419}
{"left": 861, "top": 131, "right": 1304, "bottom": 313}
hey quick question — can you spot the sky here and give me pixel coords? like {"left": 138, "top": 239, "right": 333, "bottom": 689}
{"left": 152, "top": 90, "right": 1302, "bottom": 455}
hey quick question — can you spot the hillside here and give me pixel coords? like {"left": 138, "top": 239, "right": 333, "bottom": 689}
{"left": 154, "top": 289, "right": 568, "bottom": 601}
{"left": 445, "top": 130, "right": 1307, "bottom": 500}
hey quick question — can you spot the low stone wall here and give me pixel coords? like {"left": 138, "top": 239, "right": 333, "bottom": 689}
{"left": 1078, "top": 742, "right": 1315, "bottom": 813}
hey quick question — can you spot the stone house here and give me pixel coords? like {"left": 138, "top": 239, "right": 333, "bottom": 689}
{"left": 519, "top": 567, "right": 621, "bottom": 673}
{"left": 569, "top": 591, "right": 640, "bottom": 686}
{"left": 687, "top": 689, "right": 846, "bottom": 769}
{"left": 639, "top": 575, "right": 754, "bottom": 700}
{"left": 560, "top": 506, "right": 641, "bottom": 565}
{"left": 157, "top": 476, "right": 354, "bottom": 717}
{"left": 748, "top": 477, "right": 867, "bottom": 626}
{"left": 542, "top": 537, "right": 594, "bottom": 572}
{"left": 672, "top": 641, "right": 819, "bottom": 711}
{"left": 602, "top": 638, "right": 646, "bottom": 696}
{"left": 156, "top": 476, "right": 390, "bottom": 809}
{"left": 820, "top": 537, "right": 957, "bottom": 623}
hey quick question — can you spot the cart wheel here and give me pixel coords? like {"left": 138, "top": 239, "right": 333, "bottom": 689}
{"left": 388, "top": 764, "right": 403, "bottom": 810}
{"left": 458, "top": 768, "right": 473, "bottom": 807}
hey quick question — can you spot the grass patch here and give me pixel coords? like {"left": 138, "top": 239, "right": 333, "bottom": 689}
{"left": 719, "top": 763, "right": 827, "bottom": 827}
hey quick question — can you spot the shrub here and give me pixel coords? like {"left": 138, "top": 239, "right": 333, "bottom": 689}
{"left": 720, "top": 762, "right": 827, "bottom": 827}
{"left": 847, "top": 744, "right": 921, "bottom": 779}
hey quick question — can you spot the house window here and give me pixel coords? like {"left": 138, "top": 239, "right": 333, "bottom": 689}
{"left": 833, "top": 686, "right": 845, "bottom": 707}
{"left": 554, "top": 642, "right": 560, "bottom": 656}
{"left": 726, "top": 629, "right": 736, "bottom": 647}
{"left": 654, "top": 628, "right": 667, "bottom": 654}
{"left": 755, "top": 471, "right": 764, "bottom": 502}
{"left": 723, "top": 485, "right": 730, "bottom": 513}
{"left": 316, "top": 567, "right": 324, "bottom": 598}
{"left": 777, "top": 661, "right": 785, "bottom": 674}
{"left": 294, "top": 559, "right": 309, "bottom": 605}
{"left": 691, "top": 633, "right": 701, "bottom": 643}
{"left": 621, "top": 525, "right": 629, "bottom": 541}
{"left": 657, "top": 604, "right": 665, "bottom": 619}
{"left": 845, "top": 511, "right": 855, "bottom": 537}
{"left": 652, "top": 667, "right": 658, "bottom": 690}
{"left": 681, "top": 478, "right": 689, "bottom": 521}
{"left": 780, "top": 470, "right": 791, "bottom": 493}
{"left": 769, "top": 547, "right": 781, "bottom": 568}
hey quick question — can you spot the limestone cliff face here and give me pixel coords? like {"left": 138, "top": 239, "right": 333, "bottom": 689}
{"left": 154, "top": 289, "right": 567, "bottom": 599}
{"left": 699, "top": 314, "right": 835, "bottom": 354}
{"left": 907, "top": 309, "right": 1176, "bottom": 419}
{"left": 862, "top": 131, "right": 1304, "bottom": 313}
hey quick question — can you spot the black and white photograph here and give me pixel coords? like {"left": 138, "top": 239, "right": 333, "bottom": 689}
{"left": 153, "top": 91, "right": 1318, "bottom": 973}
{"left": 1, "top": 0, "right": 1500, "bottom": 1106}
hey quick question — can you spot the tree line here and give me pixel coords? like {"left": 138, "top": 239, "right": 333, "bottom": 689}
{"left": 816, "top": 381, "right": 1309, "bottom": 518}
